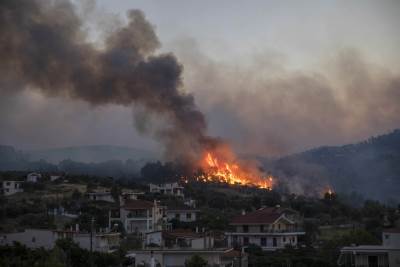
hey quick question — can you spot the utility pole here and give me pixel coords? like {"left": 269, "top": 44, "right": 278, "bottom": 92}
{"left": 90, "top": 217, "right": 95, "bottom": 267}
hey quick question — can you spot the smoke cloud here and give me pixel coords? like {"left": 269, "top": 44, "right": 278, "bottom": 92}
{"left": 174, "top": 39, "right": 400, "bottom": 156}
{"left": 0, "top": 0, "right": 215, "bottom": 161}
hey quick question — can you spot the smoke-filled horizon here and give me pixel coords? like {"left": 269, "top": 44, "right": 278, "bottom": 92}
{"left": 0, "top": 0, "right": 399, "bottom": 158}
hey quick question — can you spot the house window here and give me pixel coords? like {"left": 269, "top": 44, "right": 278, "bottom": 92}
{"left": 175, "top": 213, "right": 180, "bottom": 219}
{"left": 6, "top": 182, "right": 10, "bottom": 186}
{"left": 261, "top": 237, "right": 266, "bottom": 246}
{"left": 385, "top": 234, "right": 389, "bottom": 239}
{"left": 273, "top": 237, "right": 277, "bottom": 247}
{"left": 243, "top": 237, "right": 249, "bottom": 245}
{"left": 186, "top": 213, "right": 192, "bottom": 219}
{"left": 278, "top": 224, "right": 281, "bottom": 230}
{"left": 260, "top": 225, "right": 264, "bottom": 232}
{"left": 32, "top": 237, "right": 36, "bottom": 243}
{"left": 283, "top": 237, "right": 286, "bottom": 242}
{"left": 243, "top": 225, "right": 248, "bottom": 233}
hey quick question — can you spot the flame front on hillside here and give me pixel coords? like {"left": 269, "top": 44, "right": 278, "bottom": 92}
{"left": 195, "top": 145, "right": 274, "bottom": 189}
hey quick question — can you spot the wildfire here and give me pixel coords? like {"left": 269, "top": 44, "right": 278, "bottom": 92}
{"left": 197, "top": 150, "right": 274, "bottom": 190}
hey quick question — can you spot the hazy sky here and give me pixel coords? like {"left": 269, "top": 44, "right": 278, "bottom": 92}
{"left": 1, "top": 0, "right": 399, "bottom": 156}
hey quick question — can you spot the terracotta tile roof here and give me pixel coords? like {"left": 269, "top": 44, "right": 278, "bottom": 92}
{"left": 122, "top": 199, "right": 154, "bottom": 210}
{"left": 162, "top": 229, "right": 202, "bottom": 239}
{"left": 231, "top": 207, "right": 284, "bottom": 224}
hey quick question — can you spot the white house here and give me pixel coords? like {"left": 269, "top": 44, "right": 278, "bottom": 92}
{"left": 166, "top": 207, "right": 199, "bottom": 223}
{"left": 109, "top": 199, "right": 165, "bottom": 235}
{"left": 26, "top": 173, "right": 42, "bottom": 183}
{"left": 225, "top": 207, "right": 305, "bottom": 251}
{"left": 87, "top": 191, "right": 115, "bottom": 203}
{"left": 338, "top": 229, "right": 400, "bottom": 267}
{"left": 149, "top": 182, "right": 184, "bottom": 198}
{"left": 0, "top": 228, "right": 120, "bottom": 253}
{"left": 2, "top": 180, "right": 23, "bottom": 196}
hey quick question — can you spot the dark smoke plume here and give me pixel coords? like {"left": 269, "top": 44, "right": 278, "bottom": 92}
{"left": 0, "top": 0, "right": 215, "bottom": 161}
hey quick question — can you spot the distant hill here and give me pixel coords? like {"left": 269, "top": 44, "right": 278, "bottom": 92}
{"left": 26, "top": 145, "right": 156, "bottom": 164}
{"left": 2, "top": 130, "right": 400, "bottom": 201}
{"left": 0, "top": 145, "right": 157, "bottom": 177}
{"left": 268, "top": 129, "right": 400, "bottom": 201}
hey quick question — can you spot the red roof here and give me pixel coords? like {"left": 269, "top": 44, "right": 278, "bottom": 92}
{"left": 122, "top": 200, "right": 154, "bottom": 210}
{"left": 231, "top": 207, "right": 286, "bottom": 225}
{"left": 162, "top": 229, "right": 202, "bottom": 239}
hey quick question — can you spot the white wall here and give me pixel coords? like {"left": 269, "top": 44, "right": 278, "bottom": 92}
{"left": 166, "top": 211, "right": 197, "bottom": 222}
{"left": 1, "top": 229, "right": 54, "bottom": 249}
{"left": 2, "top": 229, "right": 117, "bottom": 252}
{"left": 2, "top": 181, "right": 23, "bottom": 196}
{"left": 146, "top": 231, "right": 162, "bottom": 246}
{"left": 134, "top": 251, "right": 222, "bottom": 267}
{"left": 383, "top": 232, "right": 400, "bottom": 248}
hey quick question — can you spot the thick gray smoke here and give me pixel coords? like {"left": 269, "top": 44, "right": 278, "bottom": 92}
{"left": 174, "top": 40, "right": 400, "bottom": 156}
{"left": 0, "top": 0, "right": 214, "bottom": 161}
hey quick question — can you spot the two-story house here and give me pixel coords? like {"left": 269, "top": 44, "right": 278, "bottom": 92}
{"left": 109, "top": 199, "right": 165, "bottom": 235}
{"left": 149, "top": 182, "right": 184, "bottom": 198}
{"left": 225, "top": 206, "right": 305, "bottom": 251}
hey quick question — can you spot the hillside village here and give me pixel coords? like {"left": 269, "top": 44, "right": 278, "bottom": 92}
{"left": 1, "top": 170, "right": 400, "bottom": 267}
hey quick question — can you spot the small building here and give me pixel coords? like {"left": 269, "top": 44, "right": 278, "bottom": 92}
{"left": 145, "top": 229, "right": 214, "bottom": 249}
{"left": 0, "top": 228, "right": 120, "bottom": 253}
{"left": 149, "top": 182, "right": 184, "bottom": 198}
{"left": 2, "top": 180, "right": 23, "bottom": 196}
{"left": 166, "top": 207, "right": 199, "bottom": 223}
{"left": 109, "top": 199, "right": 165, "bottom": 235}
{"left": 87, "top": 191, "right": 115, "bottom": 203}
{"left": 225, "top": 206, "right": 305, "bottom": 251}
{"left": 338, "top": 229, "right": 400, "bottom": 267}
{"left": 26, "top": 172, "right": 42, "bottom": 183}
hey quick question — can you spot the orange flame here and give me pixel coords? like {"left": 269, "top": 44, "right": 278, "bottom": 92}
{"left": 197, "top": 149, "right": 274, "bottom": 190}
